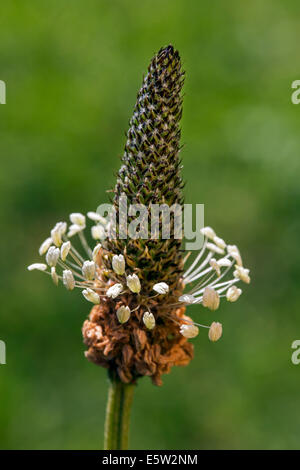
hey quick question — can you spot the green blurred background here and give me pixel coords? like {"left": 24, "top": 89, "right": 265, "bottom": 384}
{"left": 1, "top": 0, "right": 300, "bottom": 449}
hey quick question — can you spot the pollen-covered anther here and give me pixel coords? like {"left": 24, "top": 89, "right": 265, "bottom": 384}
{"left": 39, "top": 237, "right": 52, "bottom": 256}
{"left": 180, "top": 324, "right": 199, "bottom": 338}
{"left": 51, "top": 222, "right": 67, "bottom": 247}
{"left": 27, "top": 263, "right": 47, "bottom": 271}
{"left": 82, "top": 261, "right": 96, "bottom": 280}
{"left": 153, "top": 282, "right": 169, "bottom": 294}
{"left": 209, "top": 258, "right": 221, "bottom": 277}
{"left": 107, "top": 283, "right": 123, "bottom": 299}
{"left": 227, "top": 245, "right": 243, "bottom": 266}
{"left": 82, "top": 288, "right": 100, "bottom": 304}
{"left": 208, "top": 322, "right": 223, "bottom": 342}
{"left": 178, "top": 294, "right": 195, "bottom": 304}
{"left": 92, "top": 243, "right": 102, "bottom": 262}
{"left": 202, "top": 287, "right": 220, "bottom": 310}
{"left": 143, "top": 312, "right": 156, "bottom": 330}
{"left": 206, "top": 242, "right": 225, "bottom": 255}
{"left": 63, "top": 269, "right": 75, "bottom": 291}
{"left": 226, "top": 285, "right": 242, "bottom": 302}
{"left": 213, "top": 236, "right": 226, "bottom": 250}
{"left": 91, "top": 225, "right": 105, "bottom": 240}
{"left": 60, "top": 241, "right": 71, "bottom": 261}
{"left": 67, "top": 224, "right": 82, "bottom": 238}
{"left": 233, "top": 266, "right": 250, "bottom": 284}
{"left": 70, "top": 212, "right": 86, "bottom": 227}
{"left": 87, "top": 211, "right": 107, "bottom": 225}
{"left": 46, "top": 246, "right": 60, "bottom": 267}
{"left": 126, "top": 274, "right": 141, "bottom": 293}
{"left": 217, "top": 257, "right": 232, "bottom": 267}
{"left": 116, "top": 305, "right": 131, "bottom": 324}
{"left": 112, "top": 254, "right": 125, "bottom": 275}
{"left": 200, "top": 226, "right": 216, "bottom": 240}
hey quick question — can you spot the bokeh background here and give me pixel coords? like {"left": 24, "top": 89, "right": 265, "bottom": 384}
{"left": 1, "top": 0, "right": 300, "bottom": 449}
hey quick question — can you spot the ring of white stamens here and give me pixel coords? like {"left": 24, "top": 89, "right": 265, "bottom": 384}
{"left": 28, "top": 219, "right": 250, "bottom": 342}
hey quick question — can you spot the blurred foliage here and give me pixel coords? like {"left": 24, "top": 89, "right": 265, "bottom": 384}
{"left": 0, "top": 0, "right": 300, "bottom": 449}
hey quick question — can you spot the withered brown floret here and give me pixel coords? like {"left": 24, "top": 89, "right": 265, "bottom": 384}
{"left": 83, "top": 290, "right": 193, "bottom": 386}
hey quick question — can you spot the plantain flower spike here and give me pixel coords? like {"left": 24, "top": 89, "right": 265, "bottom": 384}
{"left": 28, "top": 45, "right": 251, "bottom": 386}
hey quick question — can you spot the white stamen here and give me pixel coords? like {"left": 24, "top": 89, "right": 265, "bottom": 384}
{"left": 180, "top": 324, "right": 199, "bottom": 338}
{"left": 185, "top": 263, "right": 213, "bottom": 284}
{"left": 91, "top": 225, "right": 106, "bottom": 240}
{"left": 67, "top": 224, "right": 83, "bottom": 238}
{"left": 183, "top": 239, "right": 207, "bottom": 279}
{"left": 192, "top": 261, "right": 235, "bottom": 296}
{"left": 213, "top": 236, "right": 226, "bottom": 250}
{"left": 63, "top": 269, "right": 75, "bottom": 290}
{"left": 209, "top": 278, "right": 238, "bottom": 291}
{"left": 126, "top": 274, "right": 141, "bottom": 293}
{"left": 87, "top": 211, "right": 107, "bottom": 225}
{"left": 107, "top": 283, "right": 123, "bottom": 299}
{"left": 206, "top": 242, "right": 225, "bottom": 255}
{"left": 200, "top": 226, "right": 216, "bottom": 240}
{"left": 39, "top": 237, "right": 53, "bottom": 256}
{"left": 61, "top": 241, "right": 71, "bottom": 261}
{"left": 116, "top": 305, "right": 131, "bottom": 324}
{"left": 184, "top": 251, "right": 213, "bottom": 283}
{"left": 92, "top": 243, "right": 102, "bottom": 262}
{"left": 46, "top": 246, "right": 60, "bottom": 267}
{"left": 178, "top": 294, "right": 196, "bottom": 304}
{"left": 70, "top": 213, "right": 86, "bottom": 227}
{"left": 51, "top": 222, "right": 67, "bottom": 247}
{"left": 153, "top": 282, "right": 169, "bottom": 294}
{"left": 233, "top": 266, "right": 250, "bottom": 284}
{"left": 227, "top": 245, "right": 242, "bottom": 266}
{"left": 82, "top": 260, "right": 96, "bottom": 280}
{"left": 217, "top": 257, "right": 231, "bottom": 267}
{"left": 143, "top": 311, "right": 155, "bottom": 330}
{"left": 82, "top": 288, "right": 100, "bottom": 304}
{"left": 215, "top": 280, "right": 239, "bottom": 295}
{"left": 27, "top": 263, "right": 47, "bottom": 271}
{"left": 112, "top": 254, "right": 125, "bottom": 275}
{"left": 209, "top": 258, "right": 221, "bottom": 277}
{"left": 202, "top": 287, "right": 220, "bottom": 310}
{"left": 208, "top": 322, "right": 223, "bottom": 342}
{"left": 226, "top": 285, "right": 242, "bottom": 302}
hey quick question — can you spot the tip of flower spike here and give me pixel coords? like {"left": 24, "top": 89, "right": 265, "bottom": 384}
{"left": 157, "top": 44, "right": 178, "bottom": 62}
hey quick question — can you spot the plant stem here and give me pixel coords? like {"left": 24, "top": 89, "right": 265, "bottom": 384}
{"left": 104, "top": 377, "right": 135, "bottom": 450}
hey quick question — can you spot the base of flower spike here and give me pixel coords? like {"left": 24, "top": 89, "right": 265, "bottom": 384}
{"left": 82, "top": 297, "right": 194, "bottom": 386}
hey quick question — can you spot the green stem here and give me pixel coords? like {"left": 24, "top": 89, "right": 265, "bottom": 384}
{"left": 104, "top": 377, "right": 135, "bottom": 450}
